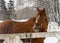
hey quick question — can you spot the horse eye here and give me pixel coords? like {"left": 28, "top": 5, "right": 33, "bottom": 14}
{"left": 43, "top": 21, "right": 46, "bottom": 23}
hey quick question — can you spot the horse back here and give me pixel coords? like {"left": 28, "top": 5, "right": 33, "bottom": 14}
{"left": 0, "top": 20, "right": 17, "bottom": 34}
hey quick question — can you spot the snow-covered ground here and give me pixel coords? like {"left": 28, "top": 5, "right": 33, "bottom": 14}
{"left": 47, "top": 22, "right": 59, "bottom": 32}
{"left": 0, "top": 20, "right": 60, "bottom": 43}
{"left": 45, "top": 22, "right": 59, "bottom": 43}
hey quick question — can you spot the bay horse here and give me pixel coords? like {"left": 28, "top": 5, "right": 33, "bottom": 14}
{"left": 0, "top": 8, "right": 48, "bottom": 43}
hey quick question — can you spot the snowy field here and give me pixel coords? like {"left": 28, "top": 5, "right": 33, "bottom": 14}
{"left": 45, "top": 22, "right": 59, "bottom": 43}
{"left": 0, "top": 20, "right": 60, "bottom": 43}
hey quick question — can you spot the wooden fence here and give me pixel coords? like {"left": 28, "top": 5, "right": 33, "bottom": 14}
{"left": 1, "top": 32, "right": 60, "bottom": 43}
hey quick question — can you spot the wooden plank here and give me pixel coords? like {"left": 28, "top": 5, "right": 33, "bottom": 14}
{"left": 0, "top": 32, "right": 60, "bottom": 39}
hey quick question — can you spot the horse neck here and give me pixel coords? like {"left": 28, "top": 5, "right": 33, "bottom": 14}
{"left": 27, "top": 17, "right": 35, "bottom": 25}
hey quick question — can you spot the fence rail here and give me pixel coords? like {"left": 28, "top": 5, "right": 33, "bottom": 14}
{"left": 0, "top": 32, "right": 60, "bottom": 39}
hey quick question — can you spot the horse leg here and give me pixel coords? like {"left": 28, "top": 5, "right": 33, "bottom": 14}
{"left": 32, "top": 38, "right": 45, "bottom": 43}
{"left": 22, "top": 39, "right": 31, "bottom": 43}
{"left": 21, "top": 39, "right": 28, "bottom": 43}
{"left": 39, "top": 38, "right": 45, "bottom": 43}
{"left": 0, "top": 40, "right": 4, "bottom": 43}
{"left": 32, "top": 38, "right": 39, "bottom": 43}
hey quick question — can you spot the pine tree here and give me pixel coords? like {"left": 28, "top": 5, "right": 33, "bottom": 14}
{"left": 0, "top": 0, "right": 15, "bottom": 20}
{"left": 0, "top": 0, "right": 11, "bottom": 20}
{"left": 8, "top": 0, "right": 15, "bottom": 19}
{"left": 54, "top": 0, "right": 59, "bottom": 22}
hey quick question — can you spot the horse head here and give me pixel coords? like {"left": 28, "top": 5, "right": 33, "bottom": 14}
{"left": 33, "top": 8, "right": 48, "bottom": 32}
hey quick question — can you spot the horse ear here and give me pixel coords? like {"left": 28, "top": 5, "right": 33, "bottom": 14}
{"left": 33, "top": 17, "right": 36, "bottom": 21}
{"left": 37, "top": 7, "right": 40, "bottom": 12}
{"left": 42, "top": 8, "right": 45, "bottom": 12}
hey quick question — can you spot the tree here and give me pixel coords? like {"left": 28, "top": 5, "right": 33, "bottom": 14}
{"left": 8, "top": 0, "right": 15, "bottom": 19}
{"left": 0, "top": 0, "right": 15, "bottom": 20}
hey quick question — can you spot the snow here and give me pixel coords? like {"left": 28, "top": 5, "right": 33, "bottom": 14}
{"left": 0, "top": 19, "right": 29, "bottom": 23}
{"left": 12, "top": 19, "right": 29, "bottom": 22}
{"left": 0, "top": 20, "right": 3, "bottom": 23}
{"left": 45, "top": 37, "right": 58, "bottom": 43}
{"left": 47, "top": 22, "right": 59, "bottom": 32}
{"left": 45, "top": 22, "right": 59, "bottom": 43}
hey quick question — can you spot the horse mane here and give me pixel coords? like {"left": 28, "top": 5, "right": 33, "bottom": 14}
{"left": 26, "top": 17, "right": 35, "bottom": 22}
